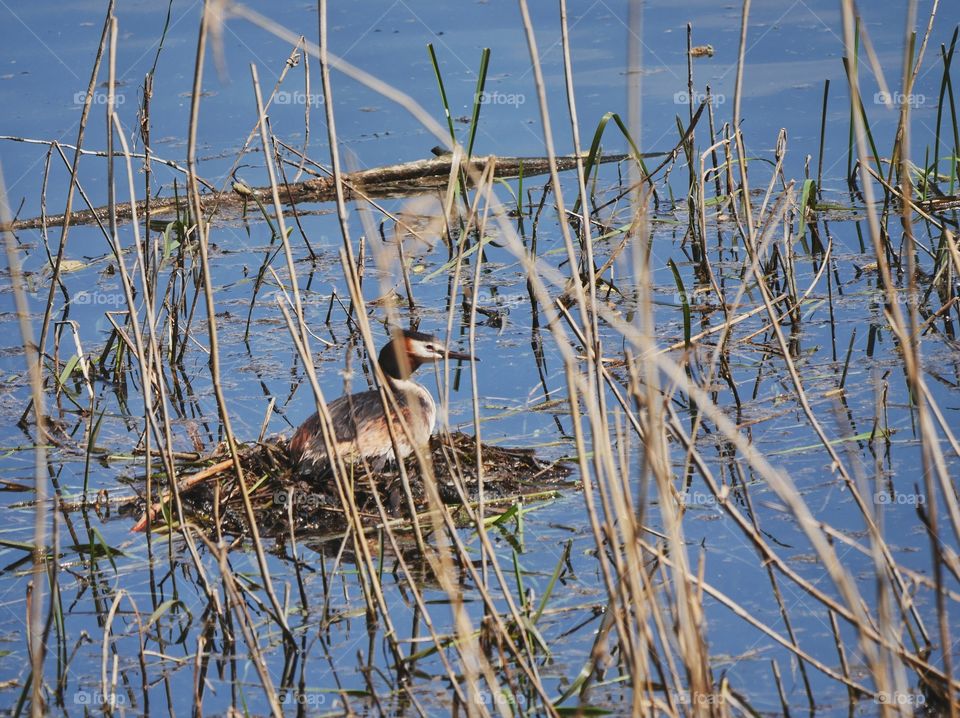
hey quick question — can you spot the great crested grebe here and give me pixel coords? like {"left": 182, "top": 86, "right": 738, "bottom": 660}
{"left": 289, "top": 330, "right": 476, "bottom": 478}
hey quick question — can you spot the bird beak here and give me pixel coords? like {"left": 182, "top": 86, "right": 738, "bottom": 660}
{"left": 444, "top": 347, "right": 477, "bottom": 362}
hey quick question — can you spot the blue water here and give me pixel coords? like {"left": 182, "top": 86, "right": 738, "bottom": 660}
{"left": 1, "top": 0, "right": 958, "bottom": 715}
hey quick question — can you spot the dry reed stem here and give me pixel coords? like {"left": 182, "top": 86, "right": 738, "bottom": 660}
{"left": 197, "top": 533, "right": 283, "bottom": 717}
{"left": 36, "top": 0, "right": 115, "bottom": 379}
{"left": 186, "top": 0, "right": 292, "bottom": 645}
{"left": 305, "top": 10, "right": 436, "bottom": 651}
{"left": 107, "top": 110, "right": 227, "bottom": 632}
{"left": 130, "top": 459, "right": 233, "bottom": 532}
{"left": 301, "top": 24, "right": 471, "bottom": 697}
{"left": 274, "top": 293, "right": 410, "bottom": 679}
{"left": 655, "top": 356, "right": 959, "bottom": 690}
{"left": 842, "top": 3, "right": 959, "bottom": 708}
{"left": 895, "top": 0, "right": 956, "bottom": 708}
{"left": 1, "top": 163, "right": 48, "bottom": 718}
{"left": 334, "top": 153, "right": 562, "bottom": 709}
{"left": 338, "top": 244, "right": 557, "bottom": 713}
{"left": 743, "top": 189, "right": 931, "bottom": 650}
{"left": 517, "top": 4, "right": 677, "bottom": 706}
{"left": 552, "top": 14, "right": 680, "bottom": 707}
{"left": 478, "top": 155, "right": 956, "bottom": 700}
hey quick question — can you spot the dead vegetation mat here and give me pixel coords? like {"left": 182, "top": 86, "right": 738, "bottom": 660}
{"left": 126, "top": 432, "right": 574, "bottom": 538}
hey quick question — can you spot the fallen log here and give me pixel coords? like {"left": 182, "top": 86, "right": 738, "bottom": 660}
{"left": 8, "top": 152, "right": 632, "bottom": 231}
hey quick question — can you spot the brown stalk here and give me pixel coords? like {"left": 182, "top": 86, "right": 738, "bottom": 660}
{"left": 519, "top": 1, "right": 666, "bottom": 696}
{"left": 108, "top": 112, "right": 225, "bottom": 618}
{"left": 185, "top": 0, "right": 292, "bottom": 644}
{"left": 36, "top": 0, "right": 116, "bottom": 376}
{"left": 1, "top": 162, "right": 48, "bottom": 717}
{"left": 895, "top": 0, "right": 956, "bottom": 709}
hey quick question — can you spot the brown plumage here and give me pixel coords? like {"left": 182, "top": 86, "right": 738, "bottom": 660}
{"left": 290, "top": 330, "right": 476, "bottom": 479}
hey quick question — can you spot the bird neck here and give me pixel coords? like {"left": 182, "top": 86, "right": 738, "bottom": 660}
{"left": 379, "top": 341, "right": 421, "bottom": 380}
{"left": 386, "top": 375, "right": 425, "bottom": 392}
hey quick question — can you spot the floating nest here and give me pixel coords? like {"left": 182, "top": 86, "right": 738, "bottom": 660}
{"left": 128, "top": 432, "right": 574, "bottom": 538}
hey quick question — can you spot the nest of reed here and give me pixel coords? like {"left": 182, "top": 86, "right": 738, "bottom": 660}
{"left": 128, "top": 432, "right": 574, "bottom": 538}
